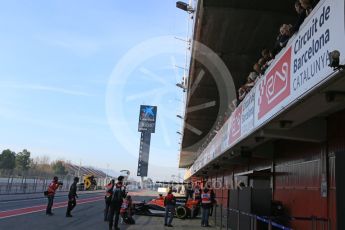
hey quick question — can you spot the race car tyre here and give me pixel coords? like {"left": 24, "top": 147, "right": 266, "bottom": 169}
{"left": 175, "top": 206, "right": 187, "bottom": 219}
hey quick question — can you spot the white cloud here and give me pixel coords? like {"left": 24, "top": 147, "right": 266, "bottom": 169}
{"left": 0, "top": 103, "right": 68, "bottom": 130}
{"left": 0, "top": 82, "right": 94, "bottom": 97}
{"left": 34, "top": 31, "right": 112, "bottom": 57}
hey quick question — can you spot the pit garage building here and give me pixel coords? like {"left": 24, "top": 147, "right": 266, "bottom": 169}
{"left": 179, "top": 0, "right": 345, "bottom": 229}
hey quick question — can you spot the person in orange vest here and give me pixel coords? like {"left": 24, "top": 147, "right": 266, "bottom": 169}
{"left": 104, "top": 179, "right": 115, "bottom": 221}
{"left": 46, "top": 176, "right": 63, "bottom": 216}
{"left": 201, "top": 185, "right": 215, "bottom": 227}
{"left": 164, "top": 188, "right": 176, "bottom": 227}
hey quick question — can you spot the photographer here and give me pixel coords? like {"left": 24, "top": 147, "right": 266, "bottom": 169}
{"left": 104, "top": 179, "right": 115, "bottom": 221}
{"left": 46, "top": 176, "right": 63, "bottom": 216}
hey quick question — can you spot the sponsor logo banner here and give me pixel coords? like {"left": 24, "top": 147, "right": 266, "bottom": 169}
{"left": 291, "top": 2, "right": 342, "bottom": 98}
{"left": 229, "top": 105, "right": 242, "bottom": 145}
{"left": 221, "top": 121, "right": 229, "bottom": 152}
{"left": 241, "top": 89, "right": 255, "bottom": 136}
{"left": 257, "top": 47, "right": 292, "bottom": 120}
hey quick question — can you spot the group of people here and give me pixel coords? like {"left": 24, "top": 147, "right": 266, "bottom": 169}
{"left": 44, "top": 175, "right": 130, "bottom": 230}
{"left": 104, "top": 176, "right": 134, "bottom": 230}
{"left": 194, "top": 184, "right": 216, "bottom": 227}
{"left": 45, "top": 176, "right": 217, "bottom": 229}
{"left": 166, "top": 183, "right": 216, "bottom": 228}
{"left": 45, "top": 176, "right": 79, "bottom": 217}
{"left": 237, "top": 0, "right": 319, "bottom": 103}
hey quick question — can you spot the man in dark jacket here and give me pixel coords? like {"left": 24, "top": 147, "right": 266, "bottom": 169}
{"left": 108, "top": 176, "right": 127, "bottom": 230}
{"left": 66, "top": 177, "right": 79, "bottom": 217}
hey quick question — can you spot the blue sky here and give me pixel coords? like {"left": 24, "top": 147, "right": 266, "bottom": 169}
{"left": 0, "top": 0, "right": 192, "bottom": 180}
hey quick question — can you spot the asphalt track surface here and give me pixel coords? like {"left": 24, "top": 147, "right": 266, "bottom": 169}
{"left": 0, "top": 190, "right": 160, "bottom": 230}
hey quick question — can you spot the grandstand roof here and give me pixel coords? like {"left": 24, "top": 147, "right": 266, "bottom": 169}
{"left": 179, "top": 0, "right": 296, "bottom": 167}
{"left": 65, "top": 164, "right": 107, "bottom": 178}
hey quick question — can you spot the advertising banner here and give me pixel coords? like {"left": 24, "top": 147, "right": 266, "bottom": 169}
{"left": 255, "top": 0, "right": 345, "bottom": 126}
{"left": 291, "top": 0, "right": 345, "bottom": 98}
{"left": 229, "top": 105, "right": 242, "bottom": 145}
{"left": 256, "top": 47, "right": 292, "bottom": 123}
{"left": 221, "top": 120, "right": 229, "bottom": 152}
{"left": 207, "top": 145, "right": 213, "bottom": 162}
{"left": 241, "top": 89, "right": 255, "bottom": 136}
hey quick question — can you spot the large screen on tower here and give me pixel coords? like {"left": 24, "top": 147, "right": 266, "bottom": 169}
{"left": 138, "top": 105, "right": 157, "bottom": 133}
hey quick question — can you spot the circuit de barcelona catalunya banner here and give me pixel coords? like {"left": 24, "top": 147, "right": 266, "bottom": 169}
{"left": 255, "top": 0, "right": 345, "bottom": 125}
{"left": 190, "top": 0, "right": 345, "bottom": 175}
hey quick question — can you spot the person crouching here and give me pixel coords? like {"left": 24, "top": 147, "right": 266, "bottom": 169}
{"left": 120, "top": 195, "right": 135, "bottom": 224}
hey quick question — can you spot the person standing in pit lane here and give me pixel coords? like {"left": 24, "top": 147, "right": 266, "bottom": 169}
{"left": 45, "top": 176, "right": 63, "bottom": 216}
{"left": 201, "top": 185, "right": 216, "bottom": 227}
{"left": 66, "top": 177, "right": 79, "bottom": 217}
{"left": 104, "top": 179, "right": 115, "bottom": 221}
{"left": 108, "top": 176, "right": 127, "bottom": 230}
{"left": 164, "top": 188, "right": 176, "bottom": 227}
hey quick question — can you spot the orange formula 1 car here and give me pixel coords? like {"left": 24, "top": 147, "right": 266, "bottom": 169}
{"left": 134, "top": 195, "right": 200, "bottom": 219}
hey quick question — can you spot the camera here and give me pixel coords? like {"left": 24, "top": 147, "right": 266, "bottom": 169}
{"left": 58, "top": 181, "right": 63, "bottom": 186}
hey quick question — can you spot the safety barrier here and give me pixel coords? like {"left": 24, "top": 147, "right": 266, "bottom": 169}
{"left": 0, "top": 176, "right": 109, "bottom": 195}
{"left": 289, "top": 216, "right": 331, "bottom": 230}
{"left": 0, "top": 177, "right": 73, "bottom": 195}
{"left": 227, "top": 208, "right": 291, "bottom": 230}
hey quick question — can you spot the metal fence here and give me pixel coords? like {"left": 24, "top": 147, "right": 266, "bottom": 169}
{"left": 0, "top": 176, "right": 109, "bottom": 195}
{"left": 0, "top": 176, "right": 74, "bottom": 194}
{"left": 211, "top": 205, "right": 330, "bottom": 230}
{"left": 289, "top": 216, "right": 331, "bottom": 230}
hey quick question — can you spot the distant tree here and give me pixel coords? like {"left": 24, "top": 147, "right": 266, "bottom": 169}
{"left": 52, "top": 160, "right": 68, "bottom": 176}
{"left": 16, "top": 149, "right": 32, "bottom": 172}
{"left": 0, "top": 149, "right": 16, "bottom": 171}
{"left": 29, "top": 155, "right": 53, "bottom": 177}
{"left": 36, "top": 155, "right": 50, "bottom": 165}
